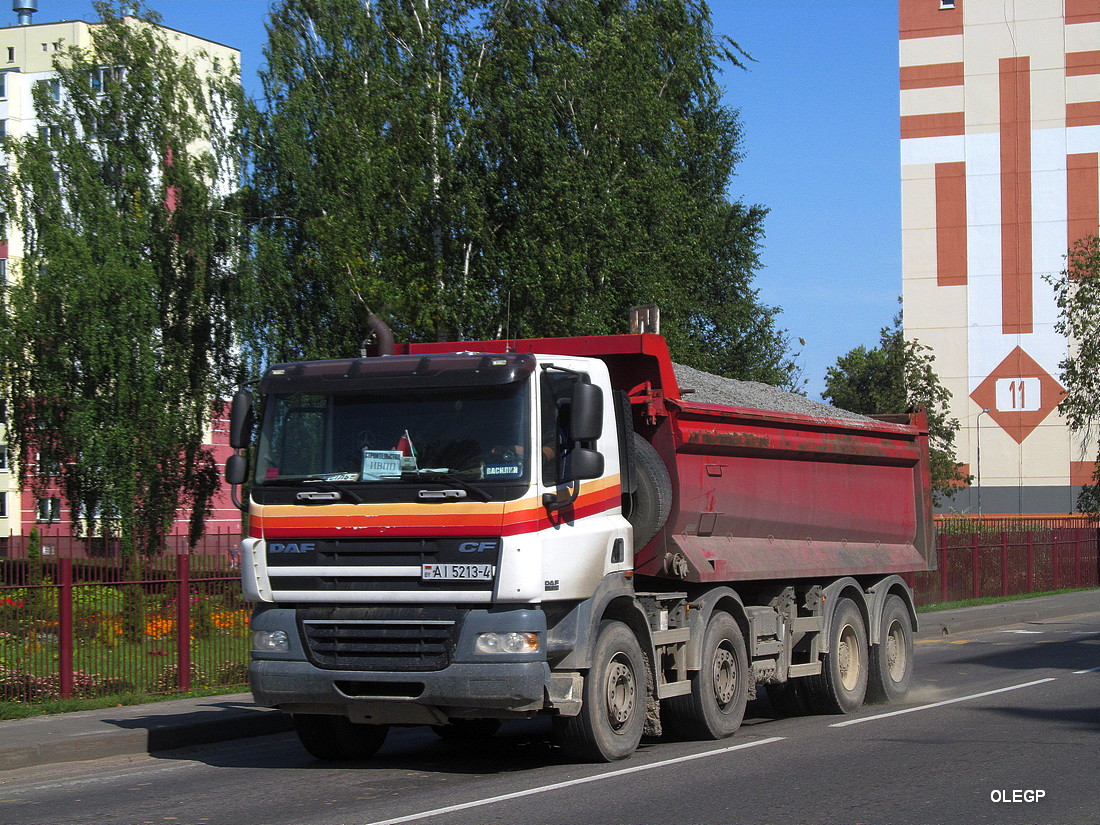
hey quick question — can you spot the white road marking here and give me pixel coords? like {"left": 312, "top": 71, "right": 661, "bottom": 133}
{"left": 1073, "top": 665, "right": 1100, "bottom": 674}
{"left": 830, "top": 678, "right": 1058, "bottom": 728}
{"left": 360, "top": 736, "right": 787, "bottom": 825}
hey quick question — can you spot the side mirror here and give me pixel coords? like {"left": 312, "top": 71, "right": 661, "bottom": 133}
{"left": 229, "top": 390, "right": 254, "bottom": 450}
{"left": 569, "top": 382, "right": 603, "bottom": 442}
{"left": 225, "top": 453, "right": 248, "bottom": 486}
{"left": 562, "top": 447, "right": 604, "bottom": 482}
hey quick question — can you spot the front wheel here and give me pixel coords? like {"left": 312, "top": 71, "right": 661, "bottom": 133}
{"left": 867, "top": 594, "right": 914, "bottom": 704}
{"left": 554, "top": 620, "right": 646, "bottom": 762}
{"left": 293, "top": 714, "right": 389, "bottom": 761}
{"left": 663, "top": 612, "right": 747, "bottom": 739}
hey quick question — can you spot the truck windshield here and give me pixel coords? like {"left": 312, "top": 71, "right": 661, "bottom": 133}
{"left": 253, "top": 383, "right": 530, "bottom": 486}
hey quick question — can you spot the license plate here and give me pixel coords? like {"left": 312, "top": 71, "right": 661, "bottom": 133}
{"left": 421, "top": 563, "right": 495, "bottom": 581}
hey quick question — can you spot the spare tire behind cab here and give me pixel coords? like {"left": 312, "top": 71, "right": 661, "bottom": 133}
{"left": 625, "top": 431, "right": 673, "bottom": 552}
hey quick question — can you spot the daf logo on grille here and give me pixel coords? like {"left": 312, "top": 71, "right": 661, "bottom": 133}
{"left": 458, "top": 541, "right": 498, "bottom": 553}
{"left": 269, "top": 542, "right": 315, "bottom": 554}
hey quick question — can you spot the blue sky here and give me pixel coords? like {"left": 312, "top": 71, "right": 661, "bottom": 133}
{"left": 34, "top": 1, "right": 902, "bottom": 399}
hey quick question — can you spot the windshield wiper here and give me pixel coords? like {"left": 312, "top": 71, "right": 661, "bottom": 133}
{"left": 411, "top": 471, "right": 491, "bottom": 502}
{"left": 261, "top": 477, "right": 364, "bottom": 503}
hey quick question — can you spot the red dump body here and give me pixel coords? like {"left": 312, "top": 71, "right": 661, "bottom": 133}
{"left": 397, "top": 333, "right": 934, "bottom": 584}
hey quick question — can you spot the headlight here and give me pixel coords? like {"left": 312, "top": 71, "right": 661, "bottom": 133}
{"left": 252, "top": 629, "right": 290, "bottom": 652}
{"left": 476, "top": 631, "right": 539, "bottom": 654}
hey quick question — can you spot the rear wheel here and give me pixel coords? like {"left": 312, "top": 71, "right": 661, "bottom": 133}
{"left": 554, "top": 620, "right": 646, "bottom": 762}
{"left": 805, "top": 598, "right": 868, "bottom": 714}
{"left": 663, "top": 612, "right": 747, "bottom": 739}
{"left": 867, "top": 595, "right": 914, "bottom": 704}
{"left": 293, "top": 714, "right": 389, "bottom": 761}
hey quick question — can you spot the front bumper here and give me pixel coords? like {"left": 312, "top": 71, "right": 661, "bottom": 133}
{"left": 250, "top": 605, "right": 551, "bottom": 725}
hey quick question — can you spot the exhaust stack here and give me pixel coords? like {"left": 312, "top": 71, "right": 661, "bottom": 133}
{"left": 13, "top": 0, "right": 37, "bottom": 26}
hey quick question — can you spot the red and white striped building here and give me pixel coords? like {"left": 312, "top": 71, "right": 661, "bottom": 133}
{"left": 901, "top": 0, "right": 1100, "bottom": 514}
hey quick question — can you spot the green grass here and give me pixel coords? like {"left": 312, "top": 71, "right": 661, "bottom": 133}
{"left": 0, "top": 685, "right": 246, "bottom": 721}
{"left": 916, "top": 586, "right": 1095, "bottom": 613}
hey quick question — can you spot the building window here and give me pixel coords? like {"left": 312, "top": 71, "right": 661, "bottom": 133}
{"left": 940, "top": 0, "right": 956, "bottom": 8}
{"left": 34, "top": 78, "right": 60, "bottom": 102}
{"left": 37, "top": 497, "right": 61, "bottom": 523}
{"left": 6, "top": 47, "right": 14, "bottom": 63}
{"left": 0, "top": 259, "right": 6, "bottom": 287}
{"left": 0, "top": 73, "right": 6, "bottom": 99}
{"left": 35, "top": 452, "right": 60, "bottom": 479}
{"left": 0, "top": 119, "right": 6, "bottom": 138}
{"left": 0, "top": 493, "right": 7, "bottom": 518}
{"left": 0, "top": 444, "right": 7, "bottom": 471}
{"left": 37, "top": 125, "right": 61, "bottom": 147}
{"left": 90, "top": 66, "right": 123, "bottom": 94}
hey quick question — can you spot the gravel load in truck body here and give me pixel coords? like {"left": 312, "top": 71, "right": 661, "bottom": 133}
{"left": 671, "top": 362, "right": 874, "bottom": 422}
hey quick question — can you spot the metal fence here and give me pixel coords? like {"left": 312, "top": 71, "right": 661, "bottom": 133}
{"left": 1, "top": 520, "right": 1097, "bottom": 704}
{"left": 0, "top": 529, "right": 247, "bottom": 702}
{"left": 910, "top": 517, "right": 1100, "bottom": 605}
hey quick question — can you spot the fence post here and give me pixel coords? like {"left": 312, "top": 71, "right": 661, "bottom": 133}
{"left": 1000, "top": 531, "right": 1009, "bottom": 596}
{"left": 58, "top": 557, "right": 73, "bottom": 700}
{"left": 939, "top": 533, "right": 949, "bottom": 603}
{"left": 1052, "top": 532, "right": 1060, "bottom": 590}
{"left": 1026, "top": 531, "right": 1034, "bottom": 592}
{"left": 1072, "top": 529, "right": 1081, "bottom": 587}
{"left": 177, "top": 553, "right": 191, "bottom": 692}
{"left": 971, "top": 532, "right": 981, "bottom": 599}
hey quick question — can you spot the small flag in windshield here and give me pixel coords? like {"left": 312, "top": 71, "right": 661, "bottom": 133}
{"left": 395, "top": 430, "right": 417, "bottom": 471}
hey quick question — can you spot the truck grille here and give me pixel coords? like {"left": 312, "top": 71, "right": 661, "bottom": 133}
{"left": 297, "top": 605, "right": 466, "bottom": 671}
{"left": 266, "top": 537, "right": 500, "bottom": 597}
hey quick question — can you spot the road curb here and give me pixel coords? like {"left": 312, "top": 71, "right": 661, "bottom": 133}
{"left": 0, "top": 694, "right": 294, "bottom": 772}
{"left": 916, "top": 588, "right": 1099, "bottom": 639}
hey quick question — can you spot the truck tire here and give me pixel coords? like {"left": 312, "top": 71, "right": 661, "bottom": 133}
{"left": 431, "top": 719, "right": 502, "bottom": 740}
{"left": 293, "top": 714, "right": 389, "bottom": 761}
{"left": 554, "top": 620, "right": 646, "bottom": 762}
{"left": 627, "top": 432, "right": 673, "bottom": 552}
{"left": 867, "top": 594, "right": 914, "bottom": 704}
{"left": 663, "top": 612, "right": 747, "bottom": 739}
{"left": 805, "top": 598, "right": 868, "bottom": 714}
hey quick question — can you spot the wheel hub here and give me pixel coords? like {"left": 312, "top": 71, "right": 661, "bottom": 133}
{"left": 838, "top": 624, "right": 860, "bottom": 692}
{"left": 605, "top": 658, "right": 636, "bottom": 729}
{"left": 885, "top": 620, "right": 906, "bottom": 681}
{"left": 713, "top": 647, "right": 737, "bottom": 707}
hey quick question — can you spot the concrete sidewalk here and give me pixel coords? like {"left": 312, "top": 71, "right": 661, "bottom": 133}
{"left": 1, "top": 588, "right": 1096, "bottom": 772}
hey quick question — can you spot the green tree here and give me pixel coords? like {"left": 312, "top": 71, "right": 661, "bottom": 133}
{"left": 1049, "top": 235, "right": 1100, "bottom": 514}
{"left": 0, "top": 2, "right": 245, "bottom": 555}
{"left": 468, "top": 0, "right": 794, "bottom": 384}
{"left": 247, "top": 0, "right": 480, "bottom": 359}
{"left": 823, "top": 308, "right": 969, "bottom": 505}
{"left": 248, "top": 0, "right": 798, "bottom": 386}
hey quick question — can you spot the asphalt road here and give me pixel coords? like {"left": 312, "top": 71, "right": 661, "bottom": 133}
{"left": 2, "top": 612, "right": 1097, "bottom": 825}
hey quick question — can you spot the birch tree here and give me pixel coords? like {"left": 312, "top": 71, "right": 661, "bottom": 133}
{"left": 0, "top": 1, "right": 245, "bottom": 554}
{"left": 1050, "top": 236, "right": 1100, "bottom": 513}
{"left": 249, "top": 0, "right": 798, "bottom": 387}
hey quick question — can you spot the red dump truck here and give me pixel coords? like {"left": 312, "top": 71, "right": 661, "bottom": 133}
{"left": 226, "top": 330, "right": 933, "bottom": 762}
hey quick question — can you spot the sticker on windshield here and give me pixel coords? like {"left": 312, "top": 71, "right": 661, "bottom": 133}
{"left": 484, "top": 463, "right": 522, "bottom": 478}
{"left": 361, "top": 449, "right": 403, "bottom": 480}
